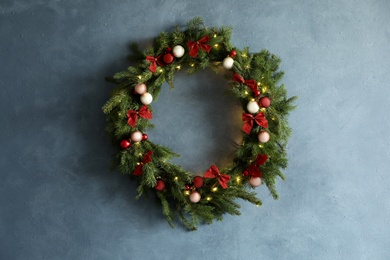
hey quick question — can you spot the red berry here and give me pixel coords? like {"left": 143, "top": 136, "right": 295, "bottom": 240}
{"left": 155, "top": 180, "right": 165, "bottom": 191}
{"left": 242, "top": 170, "right": 249, "bottom": 176}
{"left": 254, "top": 90, "right": 261, "bottom": 97}
{"left": 229, "top": 50, "right": 237, "bottom": 58}
{"left": 142, "top": 134, "right": 148, "bottom": 141}
{"left": 259, "top": 97, "right": 271, "bottom": 108}
{"left": 166, "top": 47, "right": 172, "bottom": 52}
{"left": 120, "top": 139, "right": 131, "bottom": 149}
{"left": 163, "top": 53, "right": 174, "bottom": 64}
{"left": 185, "top": 184, "right": 191, "bottom": 190}
{"left": 193, "top": 176, "right": 204, "bottom": 189}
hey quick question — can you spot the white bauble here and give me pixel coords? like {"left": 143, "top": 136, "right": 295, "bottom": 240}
{"left": 140, "top": 92, "right": 153, "bottom": 105}
{"left": 249, "top": 177, "right": 262, "bottom": 187}
{"left": 173, "top": 45, "right": 185, "bottom": 58}
{"left": 131, "top": 131, "right": 143, "bottom": 142}
{"left": 189, "top": 191, "right": 201, "bottom": 203}
{"left": 134, "top": 83, "right": 147, "bottom": 94}
{"left": 258, "top": 131, "right": 270, "bottom": 143}
{"left": 222, "top": 57, "right": 234, "bottom": 69}
{"left": 247, "top": 101, "right": 260, "bottom": 114}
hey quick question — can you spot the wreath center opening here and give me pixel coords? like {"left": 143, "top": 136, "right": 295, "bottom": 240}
{"left": 149, "top": 69, "right": 242, "bottom": 174}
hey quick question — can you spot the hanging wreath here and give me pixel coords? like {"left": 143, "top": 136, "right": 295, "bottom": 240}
{"left": 103, "top": 18, "right": 296, "bottom": 230}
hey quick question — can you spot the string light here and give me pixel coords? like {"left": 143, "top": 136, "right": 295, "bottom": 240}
{"left": 206, "top": 196, "right": 212, "bottom": 201}
{"left": 213, "top": 33, "right": 217, "bottom": 38}
{"left": 190, "top": 63, "right": 195, "bottom": 67}
{"left": 242, "top": 53, "right": 247, "bottom": 58}
{"left": 175, "top": 65, "right": 181, "bottom": 70}
{"left": 257, "top": 82, "right": 261, "bottom": 86}
{"left": 271, "top": 117, "right": 276, "bottom": 121}
{"left": 214, "top": 44, "right": 219, "bottom": 49}
{"left": 174, "top": 176, "right": 179, "bottom": 181}
{"left": 262, "top": 86, "right": 268, "bottom": 93}
{"left": 137, "top": 75, "right": 142, "bottom": 79}
{"left": 236, "top": 176, "right": 241, "bottom": 184}
{"left": 212, "top": 187, "right": 218, "bottom": 192}
{"left": 158, "top": 68, "right": 163, "bottom": 73}
{"left": 244, "top": 90, "right": 249, "bottom": 95}
{"left": 184, "top": 190, "right": 190, "bottom": 196}
{"left": 258, "top": 144, "right": 264, "bottom": 148}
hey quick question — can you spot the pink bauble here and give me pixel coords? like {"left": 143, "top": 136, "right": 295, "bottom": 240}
{"left": 134, "top": 83, "right": 147, "bottom": 95}
{"left": 258, "top": 131, "right": 270, "bottom": 143}
{"left": 259, "top": 97, "right": 271, "bottom": 108}
{"left": 249, "top": 177, "right": 262, "bottom": 187}
{"left": 189, "top": 191, "right": 201, "bottom": 203}
{"left": 131, "top": 131, "right": 143, "bottom": 142}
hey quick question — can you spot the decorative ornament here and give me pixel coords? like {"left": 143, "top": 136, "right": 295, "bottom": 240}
{"left": 131, "top": 131, "right": 143, "bottom": 142}
{"left": 120, "top": 139, "right": 131, "bottom": 149}
{"left": 155, "top": 179, "right": 166, "bottom": 191}
{"left": 103, "top": 18, "right": 296, "bottom": 230}
{"left": 250, "top": 177, "right": 262, "bottom": 187}
{"left": 172, "top": 45, "right": 185, "bottom": 58}
{"left": 259, "top": 97, "right": 271, "bottom": 108}
{"left": 193, "top": 176, "right": 204, "bottom": 189}
{"left": 134, "top": 83, "right": 147, "bottom": 95}
{"left": 258, "top": 131, "right": 270, "bottom": 143}
{"left": 223, "top": 56, "right": 234, "bottom": 69}
{"left": 189, "top": 191, "right": 201, "bottom": 203}
{"left": 140, "top": 92, "right": 153, "bottom": 105}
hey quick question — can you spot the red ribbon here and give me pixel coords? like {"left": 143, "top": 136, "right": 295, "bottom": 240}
{"left": 126, "top": 105, "right": 152, "bottom": 128}
{"left": 204, "top": 165, "right": 230, "bottom": 189}
{"left": 242, "top": 112, "right": 268, "bottom": 135}
{"left": 232, "top": 73, "right": 259, "bottom": 97}
{"left": 146, "top": 56, "right": 158, "bottom": 73}
{"left": 244, "top": 154, "right": 268, "bottom": 178}
{"left": 187, "top": 35, "right": 212, "bottom": 58}
{"left": 133, "top": 150, "right": 153, "bottom": 176}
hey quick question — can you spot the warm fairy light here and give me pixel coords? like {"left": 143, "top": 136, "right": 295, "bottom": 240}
{"left": 190, "top": 63, "right": 195, "bottom": 67}
{"left": 137, "top": 75, "right": 142, "bottom": 79}
{"left": 138, "top": 153, "right": 142, "bottom": 156}
{"left": 158, "top": 68, "right": 163, "bottom": 73}
{"left": 272, "top": 117, "right": 276, "bottom": 121}
{"left": 206, "top": 196, "right": 212, "bottom": 201}
{"left": 136, "top": 162, "right": 141, "bottom": 166}
{"left": 244, "top": 90, "right": 249, "bottom": 95}
{"left": 214, "top": 44, "right": 219, "bottom": 48}
{"left": 262, "top": 86, "right": 268, "bottom": 93}
{"left": 236, "top": 176, "right": 241, "bottom": 184}
{"left": 256, "top": 203, "right": 261, "bottom": 207}
{"left": 244, "top": 65, "right": 250, "bottom": 69}
{"left": 135, "top": 142, "right": 140, "bottom": 146}
{"left": 118, "top": 112, "right": 122, "bottom": 116}
{"left": 184, "top": 190, "right": 190, "bottom": 196}
{"left": 212, "top": 187, "right": 218, "bottom": 192}
{"left": 242, "top": 53, "right": 247, "bottom": 58}
{"left": 258, "top": 144, "right": 264, "bottom": 148}
{"left": 213, "top": 33, "right": 217, "bottom": 38}
{"left": 174, "top": 176, "right": 179, "bottom": 181}
{"left": 257, "top": 82, "right": 261, "bottom": 86}
{"left": 176, "top": 65, "right": 181, "bottom": 70}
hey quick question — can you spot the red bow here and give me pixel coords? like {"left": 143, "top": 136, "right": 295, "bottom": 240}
{"left": 126, "top": 105, "right": 152, "bottom": 128}
{"left": 133, "top": 150, "right": 153, "bottom": 176}
{"left": 232, "top": 73, "right": 259, "bottom": 97}
{"left": 204, "top": 165, "right": 230, "bottom": 189}
{"left": 146, "top": 55, "right": 165, "bottom": 73}
{"left": 242, "top": 112, "right": 268, "bottom": 135}
{"left": 244, "top": 154, "right": 268, "bottom": 178}
{"left": 187, "top": 35, "right": 212, "bottom": 58}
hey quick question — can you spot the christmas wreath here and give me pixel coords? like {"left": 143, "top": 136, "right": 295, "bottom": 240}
{"left": 103, "top": 18, "right": 296, "bottom": 230}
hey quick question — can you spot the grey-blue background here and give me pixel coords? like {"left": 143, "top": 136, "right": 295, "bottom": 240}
{"left": 1, "top": 0, "right": 389, "bottom": 259}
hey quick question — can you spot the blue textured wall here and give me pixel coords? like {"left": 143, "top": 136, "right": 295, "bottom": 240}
{"left": 1, "top": 0, "right": 389, "bottom": 259}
